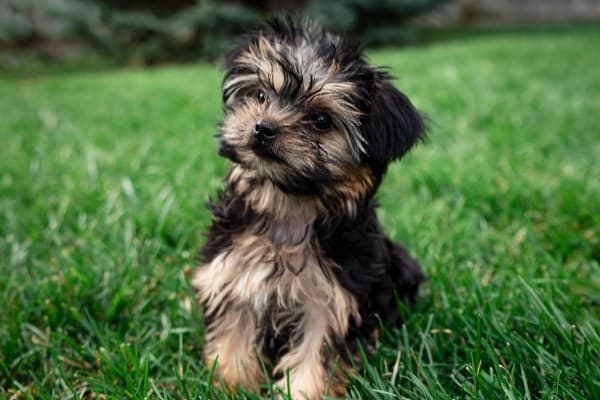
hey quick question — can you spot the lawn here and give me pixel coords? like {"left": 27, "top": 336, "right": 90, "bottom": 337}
{"left": 1, "top": 26, "right": 599, "bottom": 399}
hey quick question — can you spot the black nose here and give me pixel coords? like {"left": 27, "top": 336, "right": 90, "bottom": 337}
{"left": 254, "top": 120, "right": 278, "bottom": 142}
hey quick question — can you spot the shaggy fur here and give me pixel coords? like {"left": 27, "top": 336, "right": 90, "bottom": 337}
{"left": 191, "top": 16, "right": 426, "bottom": 399}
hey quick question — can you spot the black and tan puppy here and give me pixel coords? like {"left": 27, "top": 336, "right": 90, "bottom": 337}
{"left": 191, "top": 17, "right": 425, "bottom": 399}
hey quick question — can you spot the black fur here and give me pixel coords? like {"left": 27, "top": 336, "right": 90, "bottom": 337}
{"left": 201, "top": 183, "right": 425, "bottom": 361}
{"left": 362, "top": 70, "right": 427, "bottom": 175}
{"left": 316, "top": 201, "right": 424, "bottom": 329}
{"left": 220, "top": 17, "right": 425, "bottom": 188}
{"left": 196, "top": 16, "right": 426, "bottom": 395}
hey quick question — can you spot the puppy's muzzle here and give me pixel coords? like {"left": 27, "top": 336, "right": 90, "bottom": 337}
{"left": 254, "top": 120, "right": 278, "bottom": 143}
{"left": 252, "top": 120, "right": 281, "bottom": 161}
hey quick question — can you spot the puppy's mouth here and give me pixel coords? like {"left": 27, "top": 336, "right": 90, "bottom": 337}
{"left": 250, "top": 139, "right": 283, "bottom": 162}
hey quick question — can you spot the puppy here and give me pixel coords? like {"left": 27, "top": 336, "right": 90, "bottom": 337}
{"left": 191, "top": 16, "right": 425, "bottom": 399}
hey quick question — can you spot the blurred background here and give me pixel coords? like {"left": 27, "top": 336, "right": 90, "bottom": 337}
{"left": 2, "top": 0, "right": 600, "bottom": 70}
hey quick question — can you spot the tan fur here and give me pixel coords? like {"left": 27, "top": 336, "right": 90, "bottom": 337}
{"left": 273, "top": 301, "right": 328, "bottom": 398}
{"left": 230, "top": 165, "right": 325, "bottom": 221}
{"left": 223, "top": 31, "right": 368, "bottom": 160}
{"left": 326, "top": 359, "right": 355, "bottom": 398}
{"left": 196, "top": 21, "right": 408, "bottom": 398}
{"left": 192, "top": 176, "right": 360, "bottom": 398}
{"left": 230, "top": 164, "right": 374, "bottom": 220}
{"left": 203, "top": 305, "right": 263, "bottom": 390}
{"left": 308, "top": 81, "right": 366, "bottom": 156}
{"left": 273, "top": 299, "right": 357, "bottom": 399}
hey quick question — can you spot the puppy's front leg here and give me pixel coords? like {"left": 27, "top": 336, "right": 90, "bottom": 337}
{"left": 203, "top": 305, "right": 264, "bottom": 390}
{"left": 274, "top": 303, "right": 327, "bottom": 399}
{"left": 273, "top": 302, "right": 346, "bottom": 399}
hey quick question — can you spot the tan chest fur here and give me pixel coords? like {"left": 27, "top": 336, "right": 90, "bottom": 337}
{"left": 191, "top": 168, "right": 361, "bottom": 397}
{"left": 192, "top": 220, "right": 358, "bottom": 339}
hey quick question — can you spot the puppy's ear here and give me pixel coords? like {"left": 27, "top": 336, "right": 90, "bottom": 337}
{"left": 363, "top": 71, "right": 426, "bottom": 167}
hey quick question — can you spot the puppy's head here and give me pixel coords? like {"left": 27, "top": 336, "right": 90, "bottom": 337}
{"left": 219, "top": 17, "right": 425, "bottom": 199}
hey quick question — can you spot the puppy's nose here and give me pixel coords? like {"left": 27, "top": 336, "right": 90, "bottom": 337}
{"left": 254, "top": 120, "right": 278, "bottom": 142}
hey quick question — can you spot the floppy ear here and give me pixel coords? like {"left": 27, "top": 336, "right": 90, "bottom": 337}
{"left": 362, "top": 71, "right": 426, "bottom": 167}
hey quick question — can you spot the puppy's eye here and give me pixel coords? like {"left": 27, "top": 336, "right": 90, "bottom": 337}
{"left": 307, "top": 111, "right": 332, "bottom": 132}
{"left": 257, "top": 91, "right": 267, "bottom": 104}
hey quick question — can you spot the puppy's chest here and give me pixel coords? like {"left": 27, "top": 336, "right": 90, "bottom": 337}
{"left": 195, "top": 220, "right": 348, "bottom": 315}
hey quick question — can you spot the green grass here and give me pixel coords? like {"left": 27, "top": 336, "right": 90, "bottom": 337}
{"left": 1, "top": 26, "right": 599, "bottom": 399}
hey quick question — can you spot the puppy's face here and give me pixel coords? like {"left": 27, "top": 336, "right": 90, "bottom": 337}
{"left": 218, "top": 18, "right": 424, "bottom": 197}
